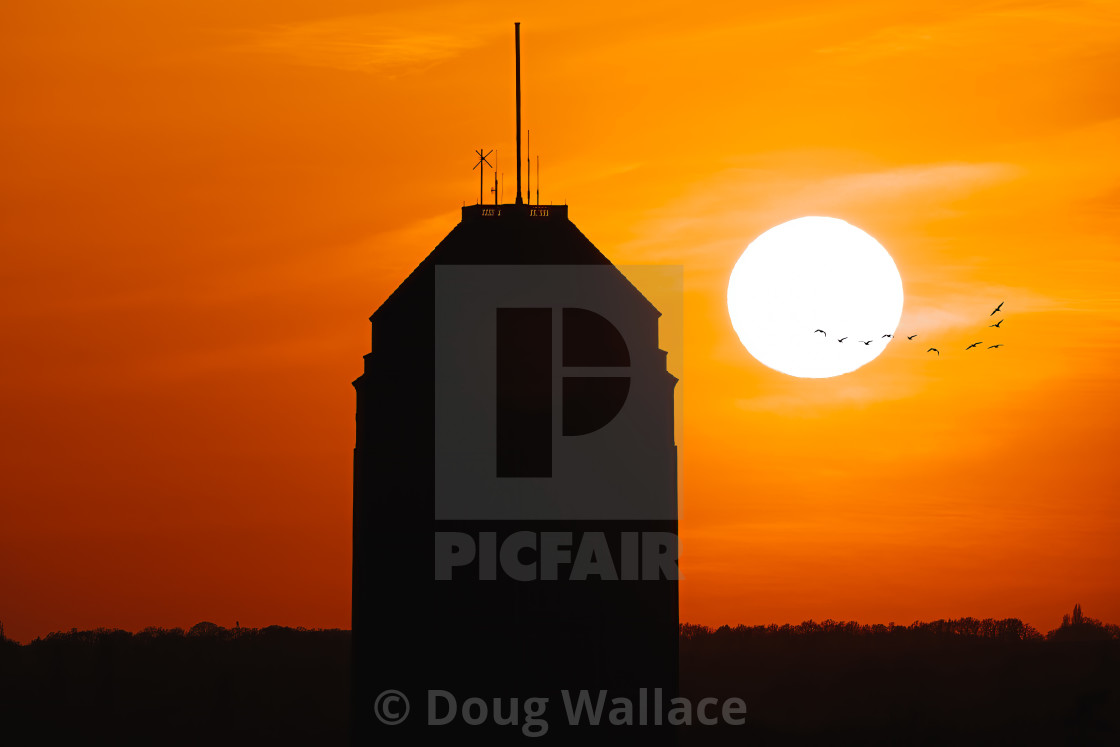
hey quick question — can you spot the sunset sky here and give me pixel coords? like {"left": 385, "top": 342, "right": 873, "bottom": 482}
{"left": 3, "top": 1, "right": 1119, "bottom": 643}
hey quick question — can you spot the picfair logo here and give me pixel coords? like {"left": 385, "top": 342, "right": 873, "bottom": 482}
{"left": 434, "top": 265, "right": 677, "bottom": 521}
{"left": 496, "top": 306, "right": 630, "bottom": 478}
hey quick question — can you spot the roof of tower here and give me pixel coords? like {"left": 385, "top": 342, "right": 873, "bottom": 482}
{"left": 371, "top": 204, "right": 660, "bottom": 323}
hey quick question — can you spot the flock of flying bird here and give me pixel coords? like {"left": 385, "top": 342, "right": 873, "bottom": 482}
{"left": 813, "top": 301, "right": 1007, "bottom": 356}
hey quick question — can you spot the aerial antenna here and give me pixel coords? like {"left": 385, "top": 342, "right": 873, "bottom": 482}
{"left": 514, "top": 23, "right": 523, "bottom": 205}
{"left": 492, "top": 170, "right": 498, "bottom": 205}
{"left": 527, "top": 130, "right": 531, "bottom": 207}
{"left": 536, "top": 155, "right": 540, "bottom": 205}
{"left": 473, "top": 148, "right": 493, "bottom": 205}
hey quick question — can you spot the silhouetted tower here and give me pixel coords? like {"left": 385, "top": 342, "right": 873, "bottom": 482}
{"left": 353, "top": 24, "right": 678, "bottom": 746}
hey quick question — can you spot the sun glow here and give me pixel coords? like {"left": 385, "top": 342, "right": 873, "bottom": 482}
{"left": 727, "top": 217, "right": 904, "bottom": 378}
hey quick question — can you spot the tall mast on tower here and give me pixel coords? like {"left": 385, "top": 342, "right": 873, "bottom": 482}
{"left": 514, "top": 22, "right": 523, "bottom": 205}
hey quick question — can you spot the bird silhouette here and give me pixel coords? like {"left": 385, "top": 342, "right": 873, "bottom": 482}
{"left": 907, "top": 334, "right": 918, "bottom": 340}
{"left": 927, "top": 348, "right": 939, "bottom": 356}
{"left": 814, "top": 329, "right": 827, "bottom": 336}
{"left": 838, "top": 337, "right": 847, "bottom": 343}
{"left": 966, "top": 341, "right": 982, "bottom": 350}
{"left": 989, "top": 319, "right": 1003, "bottom": 328}
{"left": 990, "top": 301, "right": 1004, "bottom": 316}
{"left": 882, "top": 334, "right": 893, "bottom": 338}
{"left": 859, "top": 340, "right": 872, "bottom": 346}
{"left": 988, "top": 344, "right": 1003, "bottom": 349}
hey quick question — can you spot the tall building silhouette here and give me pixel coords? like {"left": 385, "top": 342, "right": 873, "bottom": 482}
{"left": 353, "top": 203, "right": 679, "bottom": 744}
{"left": 353, "top": 24, "right": 678, "bottom": 746}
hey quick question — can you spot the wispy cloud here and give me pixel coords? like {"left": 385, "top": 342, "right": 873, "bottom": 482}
{"left": 242, "top": 15, "right": 486, "bottom": 75}
{"left": 802, "top": 162, "right": 1020, "bottom": 208}
{"left": 619, "top": 157, "right": 1020, "bottom": 270}
{"left": 734, "top": 376, "right": 915, "bottom": 415}
{"left": 901, "top": 282, "right": 1060, "bottom": 337}
{"left": 816, "top": 0, "right": 1120, "bottom": 63}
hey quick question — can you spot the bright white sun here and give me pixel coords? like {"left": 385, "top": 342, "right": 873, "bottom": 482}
{"left": 727, "top": 216, "right": 904, "bottom": 378}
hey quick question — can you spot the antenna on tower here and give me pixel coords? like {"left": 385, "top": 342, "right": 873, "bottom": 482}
{"left": 514, "top": 23, "right": 523, "bottom": 205}
{"left": 536, "top": 155, "right": 540, "bottom": 206}
{"left": 473, "top": 148, "right": 493, "bottom": 205}
{"left": 527, "top": 129, "right": 530, "bottom": 208}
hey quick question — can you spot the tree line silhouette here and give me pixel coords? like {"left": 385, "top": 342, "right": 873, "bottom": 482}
{"left": 680, "top": 607, "right": 1120, "bottom": 644}
{"left": 0, "top": 623, "right": 350, "bottom": 746}
{"left": 679, "top": 606, "right": 1120, "bottom": 745}
{"left": 1, "top": 606, "right": 1117, "bottom": 745}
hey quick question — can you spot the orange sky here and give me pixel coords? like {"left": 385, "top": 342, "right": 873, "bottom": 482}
{"left": 2, "top": 1, "right": 1119, "bottom": 643}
